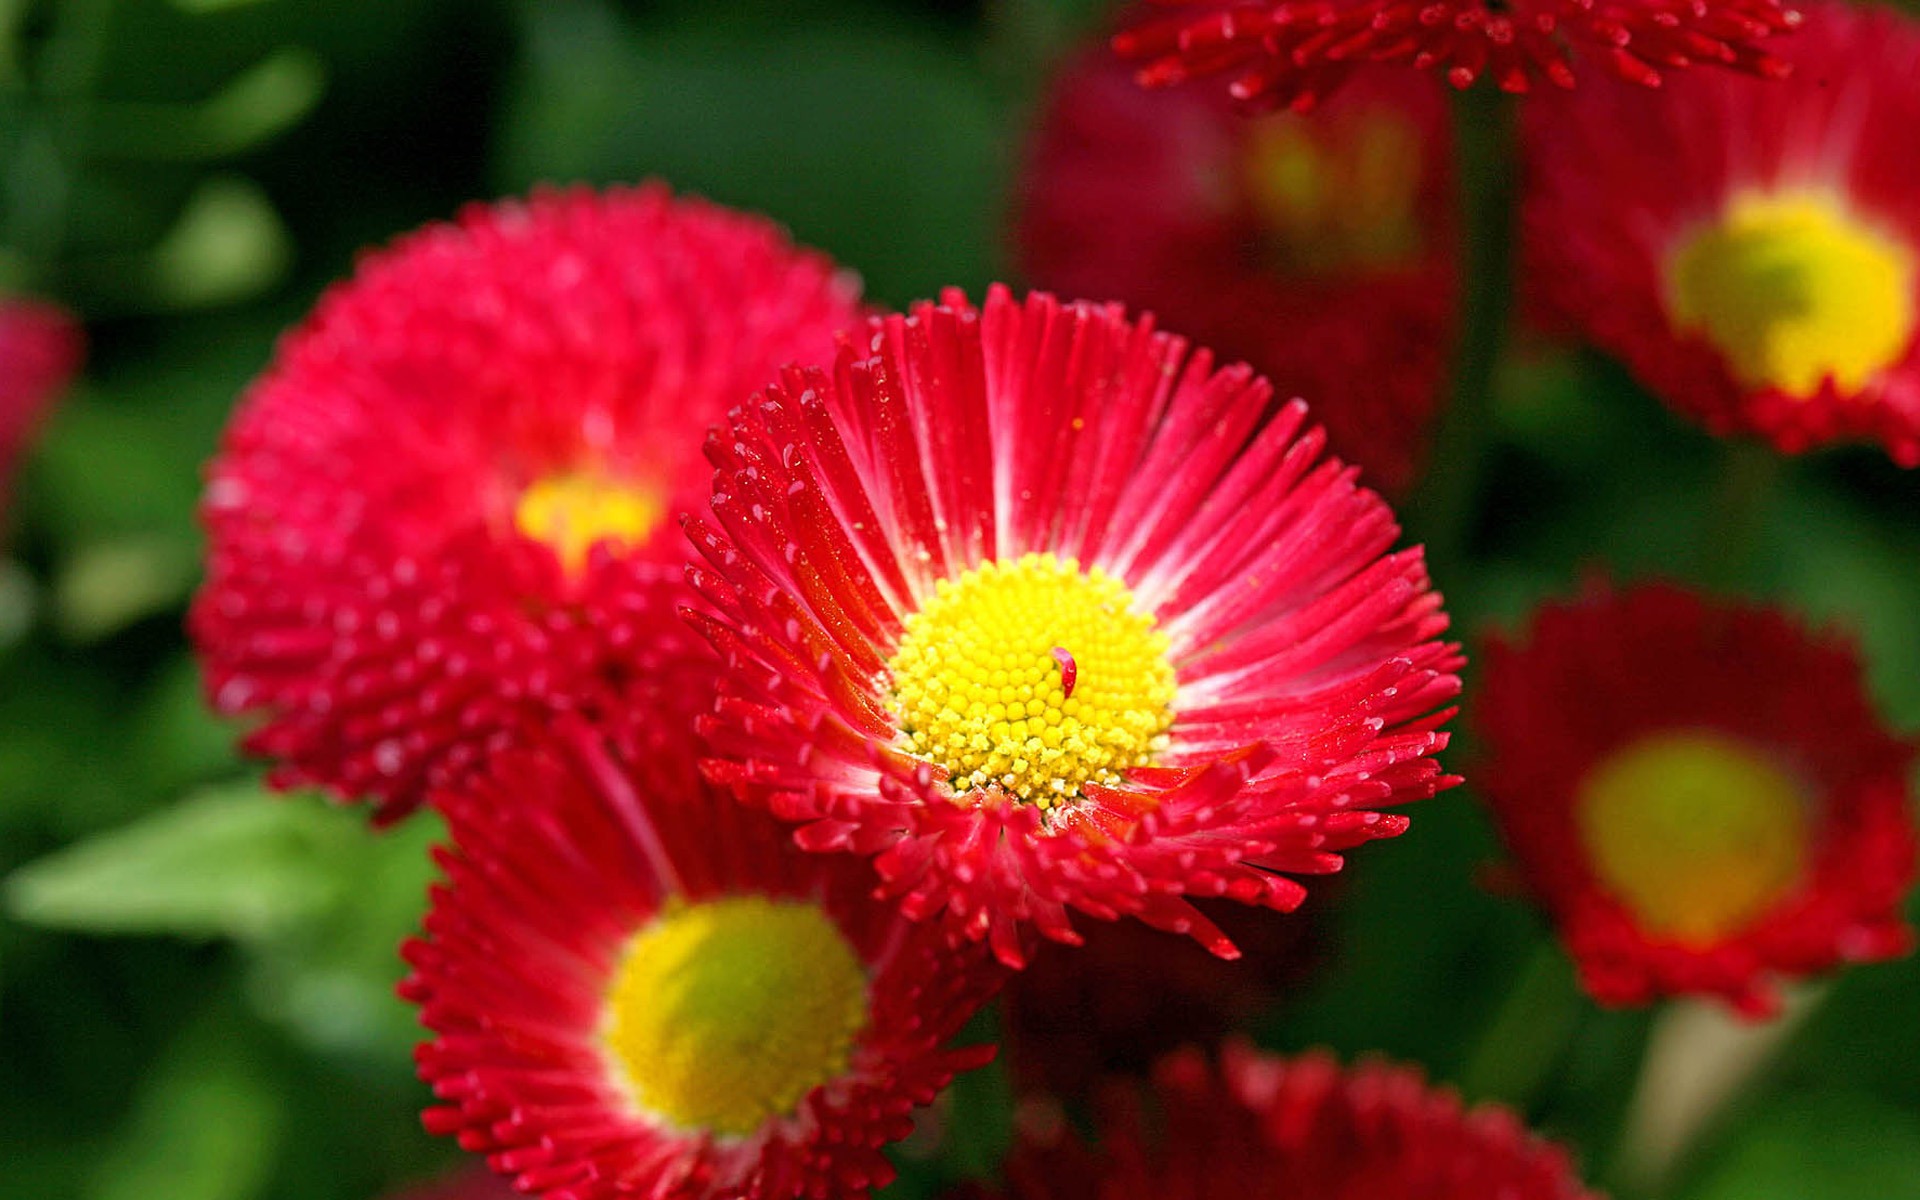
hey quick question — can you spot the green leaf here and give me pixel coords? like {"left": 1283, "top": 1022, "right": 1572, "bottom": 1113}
{"left": 498, "top": 0, "right": 1005, "bottom": 305}
{"left": 87, "top": 46, "right": 328, "bottom": 162}
{"left": 1682, "top": 1093, "right": 1920, "bottom": 1200}
{"left": 0, "top": 557, "right": 35, "bottom": 650}
{"left": 51, "top": 533, "right": 200, "bottom": 642}
{"left": 168, "top": 0, "right": 281, "bottom": 12}
{"left": 0, "top": 0, "right": 26, "bottom": 84}
{"left": 1763, "top": 481, "right": 1920, "bottom": 728}
{"left": 5, "top": 784, "right": 355, "bottom": 942}
{"left": 143, "top": 174, "right": 294, "bottom": 310}
{"left": 86, "top": 1000, "right": 288, "bottom": 1200}
{"left": 245, "top": 811, "right": 444, "bottom": 1061}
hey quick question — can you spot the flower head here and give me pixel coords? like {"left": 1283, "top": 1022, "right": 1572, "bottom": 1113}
{"left": 971, "top": 1043, "right": 1598, "bottom": 1200}
{"left": 401, "top": 725, "right": 1003, "bottom": 1200}
{"left": 1, "top": 297, "right": 83, "bottom": 518}
{"left": 1018, "top": 53, "right": 1456, "bottom": 494}
{"left": 192, "top": 185, "right": 862, "bottom": 822}
{"left": 1114, "top": 0, "right": 1800, "bottom": 112}
{"left": 1477, "top": 583, "right": 1917, "bottom": 1015}
{"left": 689, "top": 286, "right": 1461, "bottom": 967}
{"left": 1523, "top": 2, "right": 1920, "bottom": 464}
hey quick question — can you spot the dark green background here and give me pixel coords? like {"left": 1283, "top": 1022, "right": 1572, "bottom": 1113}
{"left": 4, "top": 2, "right": 1918, "bottom": 1197}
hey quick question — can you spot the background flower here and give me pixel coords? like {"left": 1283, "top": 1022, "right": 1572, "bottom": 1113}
{"left": 0, "top": 297, "right": 83, "bottom": 522}
{"left": 1000, "top": 893, "right": 1331, "bottom": 1096}
{"left": 192, "top": 185, "right": 861, "bottom": 822}
{"left": 968, "top": 1042, "right": 1599, "bottom": 1200}
{"left": 1523, "top": 1, "right": 1920, "bottom": 464}
{"left": 1476, "top": 582, "right": 1916, "bottom": 1014}
{"left": 1113, "top": 0, "right": 1801, "bottom": 111}
{"left": 1017, "top": 53, "right": 1455, "bottom": 495}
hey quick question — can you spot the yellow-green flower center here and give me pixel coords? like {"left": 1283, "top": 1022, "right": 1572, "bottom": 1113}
{"left": 1665, "top": 191, "right": 1916, "bottom": 397}
{"left": 1577, "top": 731, "right": 1811, "bottom": 946}
{"left": 1242, "top": 108, "right": 1424, "bottom": 275}
{"left": 515, "top": 471, "right": 664, "bottom": 575}
{"left": 887, "top": 553, "right": 1177, "bottom": 810}
{"left": 602, "top": 895, "right": 867, "bottom": 1136}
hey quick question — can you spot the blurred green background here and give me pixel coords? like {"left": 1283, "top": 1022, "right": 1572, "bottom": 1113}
{"left": 4, "top": 2, "right": 1919, "bottom": 1198}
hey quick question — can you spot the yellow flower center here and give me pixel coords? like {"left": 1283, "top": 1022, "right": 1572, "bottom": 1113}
{"left": 1242, "top": 108, "right": 1424, "bottom": 275}
{"left": 514, "top": 471, "right": 665, "bottom": 575}
{"left": 602, "top": 895, "right": 868, "bottom": 1136}
{"left": 887, "top": 553, "right": 1177, "bottom": 810}
{"left": 1665, "top": 191, "right": 1916, "bottom": 397}
{"left": 1577, "top": 731, "right": 1811, "bottom": 946}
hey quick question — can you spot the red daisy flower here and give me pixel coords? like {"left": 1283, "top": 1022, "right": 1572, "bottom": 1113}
{"left": 1113, "top": 0, "right": 1800, "bottom": 112}
{"left": 1477, "top": 583, "right": 1917, "bottom": 1015}
{"left": 1002, "top": 894, "right": 1329, "bottom": 1097}
{"left": 969, "top": 1042, "right": 1598, "bottom": 1200}
{"left": 191, "top": 185, "right": 862, "bottom": 822}
{"left": 401, "top": 724, "right": 1003, "bottom": 1200}
{"left": 1523, "top": 2, "right": 1920, "bottom": 464}
{"left": 0, "top": 296, "right": 83, "bottom": 518}
{"left": 688, "top": 286, "right": 1461, "bottom": 968}
{"left": 1018, "top": 53, "right": 1456, "bottom": 495}
{"left": 382, "top": 1169, "right": 519, "bottom": 1200}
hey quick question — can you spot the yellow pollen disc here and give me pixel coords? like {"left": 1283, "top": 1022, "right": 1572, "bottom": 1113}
{"left": 1665, "top": 191, "right": 1916, "bottom": 397}
{"left": 601, "top": 895, "right": 868, "bottom": 1136}
{"left": 515, "top": 471, "right": 665, "bottom": 575}
{"left": 1576, "top": 731, "right": 1811, "bottom": 946}
{"left": 1242, "top": 108, "right": 1424, "bottom": 274}
{"left": 887, "top": 552, "right": 1177, "bottom": 810}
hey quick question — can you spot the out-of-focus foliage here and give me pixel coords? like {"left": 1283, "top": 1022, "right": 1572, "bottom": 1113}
{"left": 3, "top": 2, "right": 1918, "bottom": 1199}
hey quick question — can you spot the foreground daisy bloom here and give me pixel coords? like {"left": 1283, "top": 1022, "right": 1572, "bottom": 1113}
{"left": 0, "top": 296, "right": 83, "bottom": 519}
{"left": 1478, "top": 584, "right": 1917, "bottom": 1015}
{"left": 402, "top": 726, "right": 1002, "bottom": 1200}
{"left": 968, "top": 1043, "right": 1597, "bottom": 1200}
{"left": 1019, "top": 54, "right": 1455, "bottom": 495}
{"left": 1113, "top": 0, "right": 1799, "bottom": 112}
{"left": 690, "top": 286, "right": 1461, "bottom": 967}
{"left": 1524, "top": 2, "right": 1920, "bottom": 464}
{"left": 192, "top": 185, "right": 861, "bottom": 821}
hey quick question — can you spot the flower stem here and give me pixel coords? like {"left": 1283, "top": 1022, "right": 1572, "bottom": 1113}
{"left": 945, "top": 1001, "right": 1013, "bottom": 1180}
{"left": 1412, "top": 84, "right": 1520, "bottom": 586}
{"left": 1608, "top": 988, "right": 1825, "bottom": 1196}
{"left": 1457, "top": 939, "right": 1582, "bottom": 1107}
{"left": 1699, "top": 439, "right": 1783, "bottom": 589}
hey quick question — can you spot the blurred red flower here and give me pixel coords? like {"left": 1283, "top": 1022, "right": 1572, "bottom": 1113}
{"left": 1114, "top": 0, "right": 1799, "bottom": 112}
{"left": 191, "top": 185, "right": 862, "bottom": 822}
{"left": 1524, "top": 2, "right": 1920, "bottom": 464}
{"left": 1001, "top": 893, "right": 1332, "bottom": 1097}
{"left": 965, "top": 1042, "right": 1598, "bottom": 1200}
{"left": 1018, "top": 53, "right": 1455, "bottom": 495}
{"left": 1477, "top": 583, "right": 1916, "bottom": 1015}
{"left": 0, "top": 297, "right": 83, "bottom": 519}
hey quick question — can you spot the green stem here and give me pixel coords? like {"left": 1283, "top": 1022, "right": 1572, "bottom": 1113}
{"left": 1456, "top": 939, "right": 1582, "bottom": 1108}
{"left": 944, "top": 1000, "right": 1013, "bottom": 1182}
{"left": 1411, "top": 85, "right": 1520, "bottom": 586}
{"left": 1698, "top": 439, "right": 1783, "bottom": 589}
